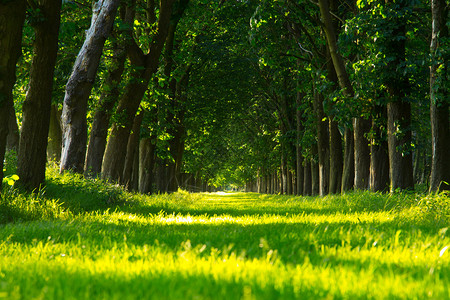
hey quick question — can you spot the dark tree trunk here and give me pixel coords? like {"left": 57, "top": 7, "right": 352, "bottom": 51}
{"left": 311, "top": 159, "right": 319, "bottom": 196}
{"left": 429, "top": 0, "right": 449, "bottom": 192}
{"left": 387, "top": 102, "right": 414, "bottom": 191}
{"left": 384, "top": 0, "right": 414, "bottom": 192}
{"left": 296, "top": 89, "right": 304, "bottom": 195}
{"left": 303, "top": 161, "right": 312, "bottom": 196}
{"left": 329, "top": 119, "right": 343, "bottom": 194}
{"left": 353, "top": 117, "right": 370, "bottom": 190}
{"left": 60, "top": 0, "right": 120, "bottom": 173}
{"left": 313, "top": 89, "right": 329, "bottom": 196}
{"left": 102, "top": 0, "right": 176, "bottom": 182}
{"left": 17, "top": 0, "right": 61, "bottom": 191}
{"left": 370, "top": 106, "right": 389, "bottom": 192}
{"left": 122, "top": 111, "right": 143, "bottom": 188}
{"left": 139, "top": 137, "right": 156, "bottom": 194}
{"left": 0, "top": 0, "right": 26, "bottom": 189}
{"left": 85, "top": 36, "right": 127, "bottom": 177}
{"left": 6, "top": 105, "right": 20, "bottom": 152}
{"left": 47, "top": 104, "right": 62, "bottom": 162}
{"left": 341, "top": 128, "right": 354, "bottom": 192}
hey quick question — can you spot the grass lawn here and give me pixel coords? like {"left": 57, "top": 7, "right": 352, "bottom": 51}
{"left": 0, "top": 169, "right": 449, "bottom": 299}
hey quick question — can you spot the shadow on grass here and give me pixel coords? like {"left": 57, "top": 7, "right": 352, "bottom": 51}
{"left": 3, "top": 214, "right": 438, "bottom": 265}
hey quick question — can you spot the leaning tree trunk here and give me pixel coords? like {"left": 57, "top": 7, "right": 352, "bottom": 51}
{"left": 319, "top": 0, "right": 371, "bottom": 193}
{"left": 0, "top": 0, "right": 26, "bottom": 189}
{"left": 17, "top": 0, "right": 61, "bottom": 191}
{"left": 60, "top": 0, "right": 120, "bottom": 174}
{"left": 102, "top": 0, "right": 176, "bottom": 182}
{"left": 84, "top": 37, "right": 126, "bottom": 177}
{"left": 429, "top": 0, "right": 449, "bottom": 192}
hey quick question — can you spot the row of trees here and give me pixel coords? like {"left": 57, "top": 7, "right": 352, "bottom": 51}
{"left": 0, "top": 0, "right": 448, "bottom": 196}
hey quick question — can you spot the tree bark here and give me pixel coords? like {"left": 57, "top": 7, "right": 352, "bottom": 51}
{"left": 17, "top": 0, "right": 61, "bottom": 191}
{"left": 303, "top": 160, "right": 312, "bottom": 196}
{"left": 329, "top": 119, "right": 343, "bottom": 193}
{"left": 139, "top": 137, "right": 156, "bottom": 194}
{"left": 47, "top": 104, "right": 62, "bottom": 162}
{"left": 296, "top": 92, "right": 304, "bottom": 195}
{"left": 6, "top": 105, "right": 19, "bottom": 152}
{"left": 384, "top": 0, "right": 414, "bottom": 192}
{"left": 84, "top": 35, "right": 127, "bottom": 177}
{"left": 369, "top": 106, "right": 389, "bottom": 192}
{"left": 102, "top": 0, "right": 176, "bottom": 182}
{"left": 353, "top": 117, "right": 370, "bottom": 190}
{"left": 387, "top": 102, "right": 414, "bottom": 191}
{"left": 60, "top": 0, "right": 120, "bottom": 174}
{"left": 0, "top": 0, "right": 26, "bottom": 189}
{"left": 122, "top": 111, "right": 143, "bottom": 188}
{"left": 313, "top": 89, "right": 329, "bottom": 196}
{"left": 429, "top": 0, "right": 449, "bottom": 192}
{"left": 341, "top": 128, "right": 354, "bottom": 192}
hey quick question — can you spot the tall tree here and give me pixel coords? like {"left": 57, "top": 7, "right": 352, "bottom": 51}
{"left": 0, "top": 0, "right": 26, "bottom": 189}
{"left": 318, "top": 0, "right": 370, "bottom": 191}
{"left": 60, "top": 0, "right": 121, "bottom": 174}
{"left": 429, "top": 0, "right": 449, "bottom": 192}
{"left": 102, "top": 0, "right": 179, "bottom": 182}
{"left": 384, "top": 0, "right": 414, "bottom": 192}
{"left": 17, "top": 0, "right": 62, "bottom": 191}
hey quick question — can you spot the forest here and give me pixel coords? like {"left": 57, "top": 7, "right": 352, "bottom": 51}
{"left": 0, "top": 1, "right": 449, "bottom": 298}
{"left": 0, "top": 0, "right": 448, "bottom": 195}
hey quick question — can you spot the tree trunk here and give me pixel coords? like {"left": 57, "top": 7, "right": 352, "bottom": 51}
{"left": 85, "top": 35, "right": 127, "bottom": 177}
{"left": 17, "top": 0, "right": 61, "bottom": 191}
{"left": 6, "top": 105, "right": 20, "bottom": 152}
{"left": 341, "top": 128, "right": 354, "bottom": 192}
{"left": 122, "top": 111, "right": 143, "bottom": 188}
{"left": 303, "top": 160, "right": 312, "bottom": 196}
{"left": 0, "top": 0, "right": 26, "bottom": 189}
{"left": 387, "top": 102, "right": 414, "bottom": 191}
{"left": 60, "top": 0, "right": 120, "bottom": 173}
{"left": 370, "top": 106, "right": 389, "bottom": 192}
{"left": 311, "top": 159, "right": 319, "bottom": 196}
{"left": 313, "top": 89, "right": 329, "bottom": 196}
{"left": 139, "top": 137, "right": 156, "bottom": 194}
{"left": 47, "top": 104, "right": 62, "bottom": 162}
{"left": 353, "top": 117, "right": 370, "bottom": 190}
{"left": 384, "top": 0, "right": 414, "bottom": 192}
{"left": 329, "top": 119, "right": 343, "bottom": 194}
{"left": 429, "top": 0, "right": 449, "bottom": 192}
{"left": 102, "top": 0, "right": 176, "bottom": 182}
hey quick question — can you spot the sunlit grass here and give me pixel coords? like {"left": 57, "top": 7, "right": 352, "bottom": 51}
{"left": 0, "top": 169, "right": 449, "bottom": 299}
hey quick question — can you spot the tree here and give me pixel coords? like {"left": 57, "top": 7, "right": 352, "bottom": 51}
{"left": 60, "top": 0, "right": 121, "bottom": 174}
{"left": 17, "top": 0, "right": 62, "bottom": 191}
{"left": 101, "top": 0, "right": 177, "bottom": 183}
{"left": 429, "top": 0, "right": 449, "bottom": 192}
{"left": 0, "top": 0, "right": 26, "bottom": 189}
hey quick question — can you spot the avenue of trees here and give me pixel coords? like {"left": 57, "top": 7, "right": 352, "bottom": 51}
{"left": 0, "top": 0, "right": 448, "bottom": 195}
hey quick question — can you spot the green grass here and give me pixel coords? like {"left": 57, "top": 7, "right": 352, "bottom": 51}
{"left": 0, "top": 168, "right": 449, "bottom": 299}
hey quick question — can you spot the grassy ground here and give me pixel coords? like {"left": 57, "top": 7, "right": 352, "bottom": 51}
{"left": 0, "top": 168, "right": 449, "bottom": 299}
